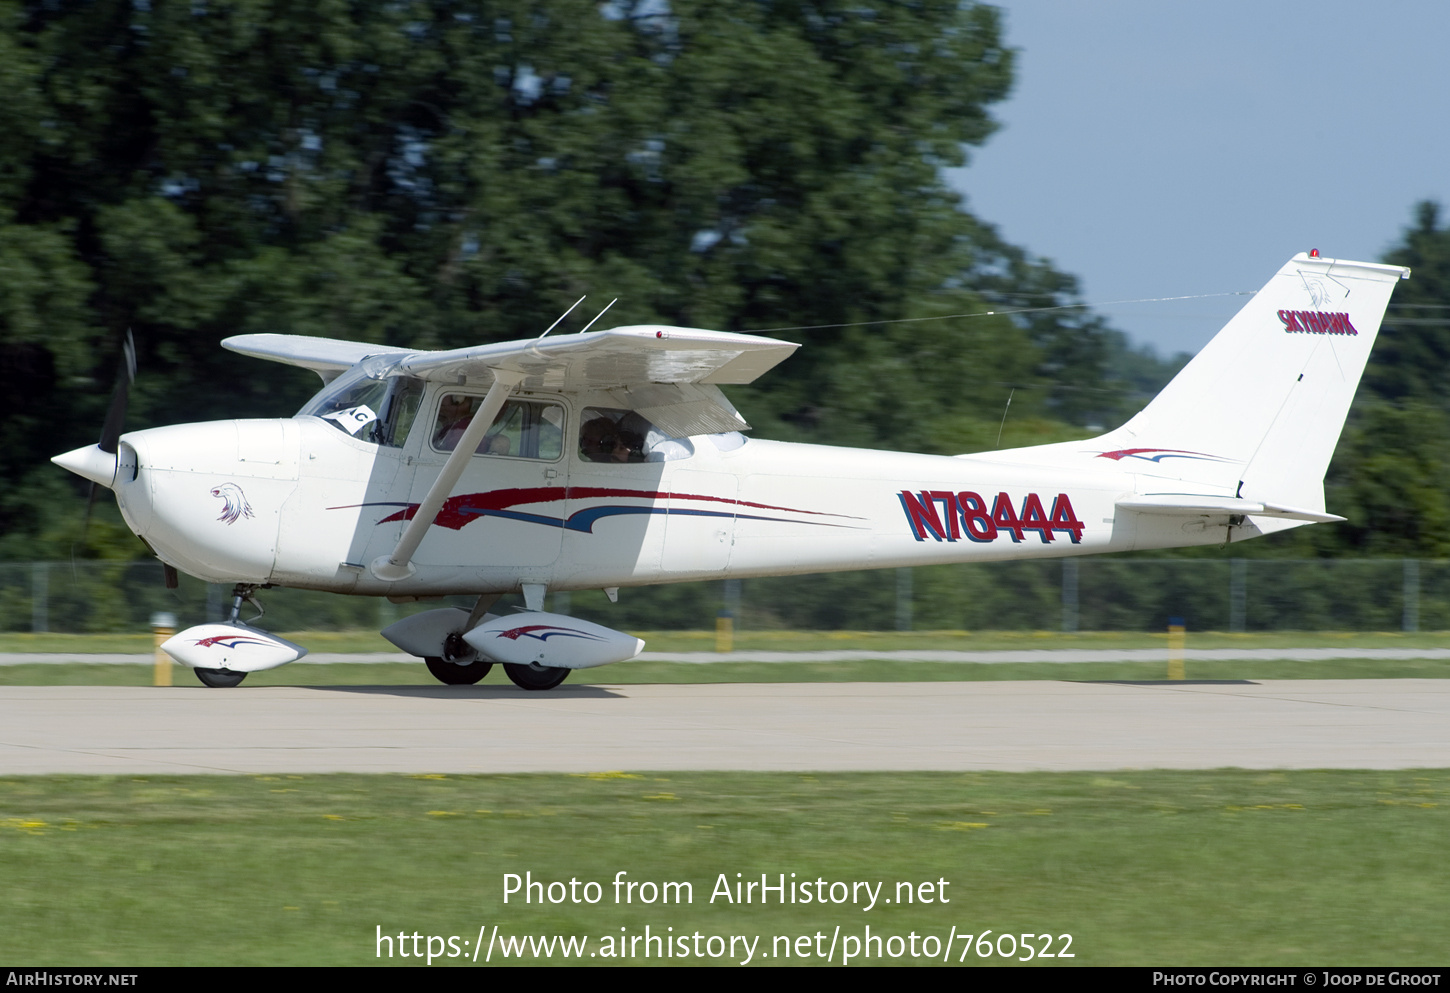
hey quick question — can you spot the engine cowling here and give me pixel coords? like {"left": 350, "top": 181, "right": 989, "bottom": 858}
{"left": 463, "top": 611, "right": 644, "bottom": 669}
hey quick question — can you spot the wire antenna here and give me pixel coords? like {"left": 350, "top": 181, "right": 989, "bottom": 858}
{"left": 576, "top": 298, "right": 618, "bottom": 335}
{"left": 538, "top": 296, "right": 587, "bottom": 338}
{"left": 995, "top": 388, "right": 1014, "bottom": 449}
{"left": 744, "top": 291, "right": 1255, "bottom": 335}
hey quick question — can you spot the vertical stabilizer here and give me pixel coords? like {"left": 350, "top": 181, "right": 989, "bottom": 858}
{"left": 1102, "top": 253, "right": 1408, "bottom": 510}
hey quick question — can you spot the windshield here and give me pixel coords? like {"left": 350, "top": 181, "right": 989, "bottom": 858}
{"left": 298, "top": 367, "right": 423, "bottom": 448}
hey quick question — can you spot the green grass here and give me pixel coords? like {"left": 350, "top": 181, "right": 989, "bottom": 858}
{"left": 2, "top": 770, "right": 1447, "bottom": 966}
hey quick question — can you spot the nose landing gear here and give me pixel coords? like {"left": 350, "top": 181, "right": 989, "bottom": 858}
{"left": 191, "top": 584, "right": 261, "bottom": 688}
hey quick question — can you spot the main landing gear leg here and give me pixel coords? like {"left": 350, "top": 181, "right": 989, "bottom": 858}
{"left": 425, "top": 630, "right": 493, "bottom": 685}
{"left": 423, "top": 594, "right": 499, "bottom": 686}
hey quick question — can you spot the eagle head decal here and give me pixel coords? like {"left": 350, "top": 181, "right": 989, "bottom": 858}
{"left": 210, "top": 483, "right": 255, "bottom": 525}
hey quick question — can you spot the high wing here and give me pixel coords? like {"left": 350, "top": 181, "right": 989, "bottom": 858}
{"left": 395, "top": 324, "right": 798, "bottom": 437}
{"left": 224, "top": 325, "right": 796, "bottom": 387}
{"left": 223, "top": 325, "right": 797, "bottom": 437}
{"left": 394, "top": 324, "right": 796, "bottom": 389}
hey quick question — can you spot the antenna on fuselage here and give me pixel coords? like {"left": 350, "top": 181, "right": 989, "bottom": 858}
{"left": 576, "top": 298, "right": 618, "bottom": 335}
{"left": 995, "top": 388, "right": 1014, "bottom": 449}
{"left": 537, "top": 295, "right": 587, "bottom": 338}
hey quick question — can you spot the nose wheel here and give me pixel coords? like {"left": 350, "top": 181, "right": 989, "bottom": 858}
{"left": 502, "top": 662, "right": 570, "bottom": 691}
{"left": 194, "top": 668, "right": 247, "bottom": 688}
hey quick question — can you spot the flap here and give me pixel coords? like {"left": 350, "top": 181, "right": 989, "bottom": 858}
{"left": 601, "top": 382, "right": 749, "bottom": 437}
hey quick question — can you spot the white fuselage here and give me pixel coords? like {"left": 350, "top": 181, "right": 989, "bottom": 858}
{"left": 112, "top": 385, "right": 1251, "bottom": 597}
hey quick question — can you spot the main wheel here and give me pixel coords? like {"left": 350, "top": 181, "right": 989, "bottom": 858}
{"left": 194, "top": 667, "right": 246, "bottom": 688}
{"left": 502, "top": 662, "right": 570, "bottom": 691}
{"left": 425, "top": 656, "right": 492, "bottom": 685}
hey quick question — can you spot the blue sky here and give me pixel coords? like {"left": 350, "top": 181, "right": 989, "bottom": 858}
{"left": 947, "top": 1, "right": 1450, "bottom": 357}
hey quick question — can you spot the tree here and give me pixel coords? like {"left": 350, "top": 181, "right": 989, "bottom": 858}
{"left": 1306, "top": 200, "right": 1450, "bottom": 557}
{"left": 1, "top": 0, "right": 1135, "bottom": 558}
{"left": 1361, "top": 201, "right": 1450, "bottom": 406}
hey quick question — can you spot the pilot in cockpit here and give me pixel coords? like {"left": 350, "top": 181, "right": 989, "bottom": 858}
{"left": 580, "top": 414, "right": 643, "bottom": 463}
{"left": 432, "top": 393, "right": 478, "bottom": 451}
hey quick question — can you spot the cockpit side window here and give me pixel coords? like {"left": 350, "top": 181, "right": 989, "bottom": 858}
{"left": 382, "top": 380, "right": 424, "bottom": 447}
{"left": 578, "top": 407, "right": 694, "bottom": 463}
{"left": 432, "top": 395, "right": 564, "bottom": 460}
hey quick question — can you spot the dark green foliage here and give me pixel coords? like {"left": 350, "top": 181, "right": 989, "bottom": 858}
{"left": 1364, "top": 201, "right": 1450, "bottom": 405}
{"left": 1287, "top": 201, "right": 1450, "bottom": 558}
{"left": 0, "top": 0, "right": 1144, "bottom": 560}
{"left": 19, "top": 3, "right": 1445, "bottom": 576}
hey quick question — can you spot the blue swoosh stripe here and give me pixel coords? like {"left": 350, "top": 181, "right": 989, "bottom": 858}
{"left": 460, "top": 504, "right": 810, "bottom": 534}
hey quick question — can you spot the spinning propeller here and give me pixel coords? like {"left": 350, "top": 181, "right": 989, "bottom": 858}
{"left": 53, "top": 330, "right": 136, "bottom": 549}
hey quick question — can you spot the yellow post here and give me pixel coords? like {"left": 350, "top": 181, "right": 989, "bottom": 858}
{"left": 715, "top": 612, "right": 734, "bottom": 654}
{"left": 151, "top": 612, "right": 176, "bottom": 687}
{"left": 1167, "top": 617, "right": 1186, "bottom": 681}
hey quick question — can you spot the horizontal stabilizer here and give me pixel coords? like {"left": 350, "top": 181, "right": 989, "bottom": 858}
{"left": 1117, "top": 494, "right": 1345, "bottom": 523}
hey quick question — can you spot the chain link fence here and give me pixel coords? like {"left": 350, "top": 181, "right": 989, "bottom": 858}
{"left": 0, "top": 558, "right": 1440, "bottom": 634}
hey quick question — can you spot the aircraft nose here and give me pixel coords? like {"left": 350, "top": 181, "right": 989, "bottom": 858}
{"left": 52, "top": 444, "right": 118, "bottom": 489}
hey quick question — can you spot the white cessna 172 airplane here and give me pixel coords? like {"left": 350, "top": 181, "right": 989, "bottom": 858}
{"left": 53, "top": 251, "right": 1407, "bottom": 689}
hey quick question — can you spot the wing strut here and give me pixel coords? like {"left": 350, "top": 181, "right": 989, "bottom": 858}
{"left": 370, "top": 371, "right": 525, "bottom": 582}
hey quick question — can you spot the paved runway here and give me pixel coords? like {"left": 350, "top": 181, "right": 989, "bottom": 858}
{"left": 3, "top": 679, "right": 1448, "bottom": 775}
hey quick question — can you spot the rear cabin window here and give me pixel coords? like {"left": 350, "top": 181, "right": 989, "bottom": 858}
{"left": 578, "top": 407, "right": 694, "bottom": 463}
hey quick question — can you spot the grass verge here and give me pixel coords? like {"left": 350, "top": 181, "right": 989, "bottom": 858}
{"left": 2, "top": 770, "right": 1446, "bottom": 966}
